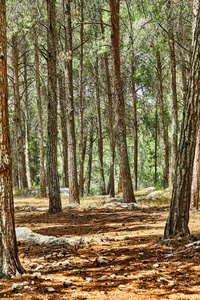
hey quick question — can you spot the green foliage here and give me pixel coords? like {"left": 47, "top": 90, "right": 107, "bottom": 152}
{"left": 6, "top": 0, "right": 193, "bottom": 194}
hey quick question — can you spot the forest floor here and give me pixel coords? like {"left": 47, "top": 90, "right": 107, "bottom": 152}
{"left": 1, "top": 191, "right": 200, "bottom": 299}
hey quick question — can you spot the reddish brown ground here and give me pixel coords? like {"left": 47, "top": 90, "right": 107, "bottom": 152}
{"left": 1, "top": 196, "right": 200, "bottom": 300}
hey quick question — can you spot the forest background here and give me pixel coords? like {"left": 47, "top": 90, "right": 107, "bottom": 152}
{"left": 6, "top": 0, "right": 193, "bottom": 203}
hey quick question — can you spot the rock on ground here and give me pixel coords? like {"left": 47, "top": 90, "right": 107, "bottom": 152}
{"left": 16, "top": 227, "right": 117, "bottom": 246}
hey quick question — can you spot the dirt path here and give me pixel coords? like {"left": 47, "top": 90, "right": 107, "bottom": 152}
{"left": 1, "top": 199, "right": 200, "bottom": 299}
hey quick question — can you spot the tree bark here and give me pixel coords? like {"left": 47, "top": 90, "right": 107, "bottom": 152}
{"left": 155, "top": 99, "right": 158, "bottom": 184}
{"left": 191, "top": 129, "right": 200, "bottom": 209}
{"left": 156, "top": 50, "right": 169, "bottom": 189}
{"left": 58, "top": 72, "right": 69, "bottom": 188}
{"left": 164, "top": 8, "right": 200, "bottom": 238}
{"left": 0, "top": 0, "right": 25, "bottom": 277}
{"left": 23, "top": 51, "right": 32, "bottom": 190}
{"left": 63, "top": 0, "right": 79, "bottom": 204}
{"left": 109, "top": 0, "right": 136, "bottom": 203}
{"left": 131, "top": 58, "right": 138, "bottom": 191}
{"left": 100, "top": 13, "right": 115, "bottom": 197}
{"left": 12, "top": 34, "right": 28, "bottom": 190}
{"left": 46, "top": 0, "right": 62, "bottom": 213}
{"left": 169, "top": 36, "right": 178, "bottom": 188}
{"left": 86, "top": 118, "right": 94, "bottom": 196}
{"left": 95, "top": 56, "right": 106, "bottom": 195}
{"left": 190, "top": 0, "right": 200, "bottom": 210}
{"left": 79, "top": 0, "right": 84, "bottom": 198}
{"left": 34, "top": 28, "right": 47, "bottom": 197}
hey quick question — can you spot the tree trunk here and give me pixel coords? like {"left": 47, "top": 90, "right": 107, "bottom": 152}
{"left": 46, "top": 0, "right": 62, "bottom": 213}
{"left": 169, "top": 37, "right": 178, "bottom": 188}
{"left": 12, "top": 34, "right": 28, "bottom": 190}
{"left": 63, "top": 0, "right": 79, "bottom": 204}
{"left": 191, "top": 128, "right": 200, "bottom": 209}
{"left": 155, "top": 99, "right": 158, "bottom": 184}
{"left": 58, "top": 72, "right": 69, "bottom": 188}
{"left": 156, "top": 50, "right": 169, "bottom": 189}
{"left": 34, "top": 28, "right": 47, "bottom": 197}
{"left": 164, "top": 8, "right": 200, "bottom": 238}
{"left": 0, "top": 0, "right": 25, "bottom": 277}
{"left": 131, "top": 58, "right": 138, "bottom": 191}
{"left": 86, "top": 118, "right": 94, "bottom": 196}
{"left": 23, "top": 51, "right": 32, "bottom": 190}
{"left": 190, "top": 0, "right": 200, "bottom": 210}
{"left": 95, "top": 56, "right": 106, "bottom": 195}
{"left": 109, "top": 0, "right": 136, "bottom": 203}
{"left": 100, "top": 13, "right": 115, "bottom": 197}
{"left": 79, "top": 0, "right": 84, "bottom": 198}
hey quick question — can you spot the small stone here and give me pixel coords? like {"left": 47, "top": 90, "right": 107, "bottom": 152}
{"left": 71, "top": 285, "right": 77, "bottom": 290}
{"left": 47, "top": 287, "right": 55, "bottom": 292}
{"left": 110, "top": 274, "right": 116, "bottom": 279}
{"left": 12, "top": 283, "right": 24, "bottom": 291}
{"left": 32, "top": 272, "right": 42, "bottom": 279}
{"left": 153, "top": 263, "right": 159, "bottom": 268}
{"left": 118, "top": 284, "right": 126, "bottom": 289}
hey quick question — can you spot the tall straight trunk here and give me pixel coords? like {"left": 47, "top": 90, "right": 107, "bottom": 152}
{"left": 95, "top": 56, "right": 106, "bottom": 195}
{"left": 166, "top": 0, "right": 178, "bottom": 188}
{"left": 0, "top": 0, "right": 25, "bottom": 277}
{"left": 191, "top": 129, "right": 200, "bottom": 209}
{"left": 131, "top": 58, "right": 138, "bottom": 191}
{"left": 12, "top": 34, "right": 28, "bottom": 190}
{"left": 169, "top": 36, "right": 178, "bottom": 188}
{"left": 46, "top": 0, "right": 62, "bottom": 213}
{"left": 86, "top": 118, "right": 94, "bottom": 196}
{"left": 58, "top": 72, "right": 69, "bottom": 188}
{"left": 79, "top": 0, "right": 84, "bottom": 197}
{"left": 191, "top": 0, "right": 200, "bottom": 210}
{"left": 100, "top": 13, "right": 115, "bottom": 197}
{"left": 164, "top": 6, "right": 200, "bottom": 238}
{"left": 63, "top": 0, "right": 79, "bottom": 204}
{"left": 155, "top": 99, "right": 158, "bottom": 184}
{"left": 34, "top": 28, "right": 47, "bottom": 197}
{"left": 109, "top": 0, "right": 136, "bottom": 203}
{"left": 23, "top": 51, "right": 32, "bottom": 190}
{"left": 156, "top": 50, "right": 169, "bottom": 189}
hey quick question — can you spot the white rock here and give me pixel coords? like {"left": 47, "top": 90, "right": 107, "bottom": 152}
{"left": 47, "top": 287, "right": 55, "bottom": 292}
{"left": 118, "top": 284, "right": 127, "bottom": 289}
{"left": 146, "top": 190, "right": 164, "bottom": 198}
{"left": 142, "top": 187, "right": 156, "bottom": 193}
{"left": 12, "top": 283, "right": 23, "bottom": 291}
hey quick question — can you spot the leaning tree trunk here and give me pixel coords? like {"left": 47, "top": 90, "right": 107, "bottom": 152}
{"left": 164, "top": 7, "right": 200, "bottom": 238}
{"left": 63, "top": 0, "right": 79, "bottom": 204}
{"left": 23, "top": 51, "right": 32, "bottom": 190}
{"left": 109, "top": 0, "right": 136, "bottom": 203}
{"left": 46, "top": 0, "right": 62, "bottom": 213}
{"left": 12, "top": 34, "right": 28, "bottom": 190}
{"left": 0, "top": 0, "right": 25, "bottom": 277}
{"left": 156, "top": 50, "right": 169, "bottom": 189}
{"left": 34, "top": 27, "right": 47, "bottom": 197}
